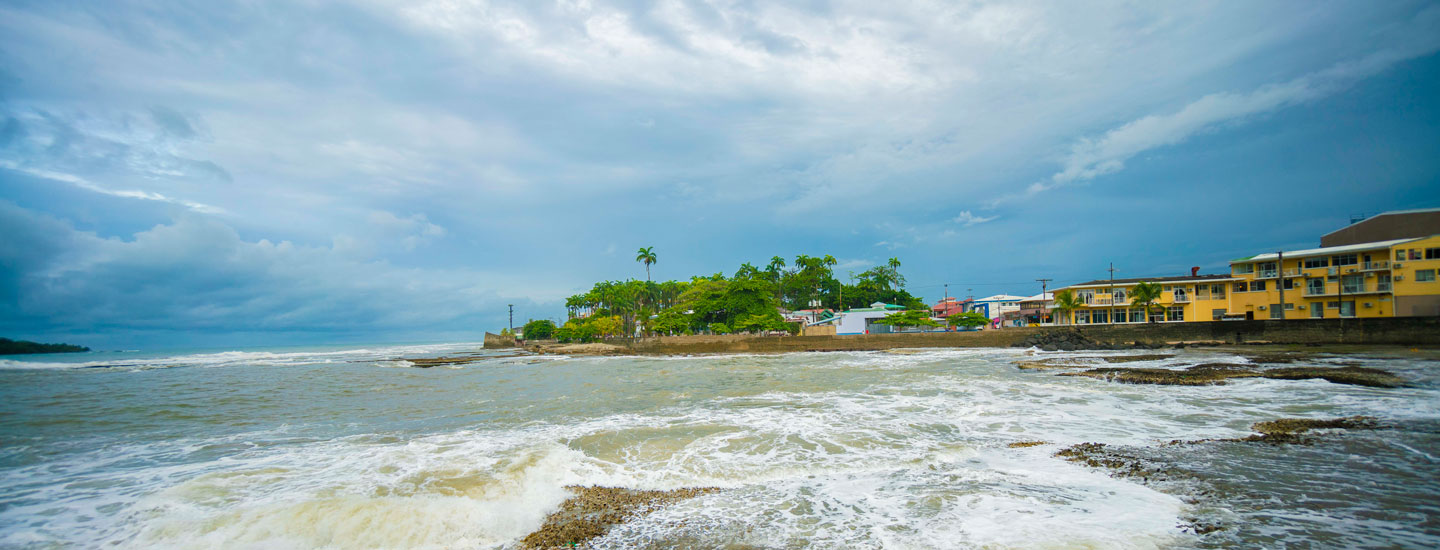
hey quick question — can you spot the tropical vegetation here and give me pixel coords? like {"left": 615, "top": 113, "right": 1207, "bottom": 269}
{"left": 947, "top": 310, "right": 991, "bottom": 330}
{"left": 1129, "top": 281, "right": 1164, "bottom": 322}
{"left": 1051, "top": 289, "right": 1083, "bottom": 325}
{"left": 550, "top": 252, "right": 928, "bottom": 341}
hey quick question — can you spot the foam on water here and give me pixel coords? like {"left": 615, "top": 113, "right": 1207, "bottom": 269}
{"left": 2, "top": 346, "right": 1436, "bottom": 548}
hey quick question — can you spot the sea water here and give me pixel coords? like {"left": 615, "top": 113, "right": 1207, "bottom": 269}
{"left": 1, "top": 344, "right": 1437, "bottom": 548}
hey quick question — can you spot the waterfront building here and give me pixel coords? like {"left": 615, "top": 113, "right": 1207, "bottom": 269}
{"left": 835, "top": 302, "right": 909, "bottom": 335}
{"left": 1228, "top": 235, "right": 1440, "bottom": 319}
{"left": 931, "top": 297, "right": 970, "bottom": 318}
{"left": 1321, "top": 208, "right": 1440, "bottom": 247}
{"left": 968, "top": 295, "right": 1025, "bottom": 326}
{"left": 1054, "top": 274, "right": 1236, "bottom": 324}
{"left": 1001, "top": 292, "right": 1053, "bottom": 327}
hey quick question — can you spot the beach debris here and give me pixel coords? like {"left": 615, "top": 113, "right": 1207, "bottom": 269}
{"left": 520, "top": 486, "right": 720, "bottom": 549}
{"left": 1059, "top": 364, "right": 1403, "bottom": 388}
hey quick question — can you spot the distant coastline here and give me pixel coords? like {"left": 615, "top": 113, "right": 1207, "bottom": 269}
{"left": 0, "top": 338, "right": 90, "bottom": 355}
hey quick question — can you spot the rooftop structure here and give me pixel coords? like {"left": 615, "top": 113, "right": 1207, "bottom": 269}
{"left": 1321, "top": 208, "right": 1440, "bottom": 247}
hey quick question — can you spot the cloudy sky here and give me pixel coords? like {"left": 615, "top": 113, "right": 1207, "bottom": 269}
{"left": 3, "top": 0, "right": 1439, "bottom": 349}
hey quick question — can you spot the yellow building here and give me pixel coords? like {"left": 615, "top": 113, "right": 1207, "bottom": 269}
{"left": 1228, "top": 235, "right": 1440, "bottom": 319}
{"left": 1054, "top": 274, "right": 1238, "bottom": 324}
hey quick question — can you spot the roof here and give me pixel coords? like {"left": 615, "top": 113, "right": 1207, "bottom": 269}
{"left": 1233, "top": 237, "right": 1421, "bottom": 262}
{"left": 1321, "top": 208, "right": 1440, "bottom": 237}
{"left": 1021, "top": 292, "right": 1053, "bottom": 302}
{"left": 974, "top": 294, "right": 1025, "bottom": 302}
{"left": 1061, "top": 274, "right": 1235, "bottom": 289}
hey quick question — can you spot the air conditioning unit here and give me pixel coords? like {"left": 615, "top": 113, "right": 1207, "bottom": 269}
{"left": 1395, "top": 263, "right": 1404, "bottom": 268}
{"left": 1363, "top": 302, "right": 1374, "bottom": 308}
{"left": 1298, "top": 305, "right": 1307, "bottom": 310}
{"left": 1366, "top": 272, "right": 1375, "bottom": 278}
{"left": 1395, "top": 275, "right": 1405, "bottom": 281}
{"left": 1258, "top": 305, "right": 1268, "bottom": 310}
{"left": 1345, "top": 268, "right": 1357, "bottom": 274}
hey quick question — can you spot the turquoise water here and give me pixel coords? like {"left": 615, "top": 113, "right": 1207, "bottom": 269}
{"left": 1, "top": 344, "right": 1437, "bottom": 548}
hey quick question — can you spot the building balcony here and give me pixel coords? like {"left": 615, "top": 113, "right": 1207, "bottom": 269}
{"left": 1303, "top": 284, "right": 1388, "bottom": 296}
{"left": 1361, "top": 261, "right": 1390, "bottom": 271}
{"left": 1171, "top": 294, "right": 1191, "bottom": 303}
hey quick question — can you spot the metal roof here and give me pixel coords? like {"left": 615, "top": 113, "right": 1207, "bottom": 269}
{"left": 1320, "top": 208, "right": 1440, "bottom": 238}
{"left": 1060, "top": 274, "right": 1235, "bottom": 289}
{"left": 1233, "top": 237, "right": 1420, "bottom": 263}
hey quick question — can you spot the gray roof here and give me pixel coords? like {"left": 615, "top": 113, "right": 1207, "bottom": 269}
{"left": 1233, "top": 237, "right": 1419, "bottom": 262}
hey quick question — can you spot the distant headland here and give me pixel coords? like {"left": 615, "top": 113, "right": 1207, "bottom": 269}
{"left": 0, "top": 338, "right": 90, "bottom": 355}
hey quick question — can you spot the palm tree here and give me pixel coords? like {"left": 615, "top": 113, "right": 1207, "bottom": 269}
{"left": 1052, "top": 289, "right": 1083, "bottom": 325}
{"left": 635, "top": 247, "right": 657, "bottom": 282}
{"left": 1129, "top": 281, "right": 1163, "bottom": 323}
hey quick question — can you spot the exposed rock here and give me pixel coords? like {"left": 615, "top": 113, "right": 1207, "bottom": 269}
{"left": 527, "top": 343, "right": 628, "bottom": 356}
{"left": 1013, "top": 358, "right": 1095, "bottom": 370}
{"left": 1099, "top": 354, "right": 1176, "bottom": 363}
{"left": 1060, "top": 364, "right": 1404, "bottom": 388}
{"left": 1011, "top": 330, "right": 1164, "bottom": 351}
{"left": 520, "top": 486, "right": 720, "bottom": 549}
{"left": 1007, "top": 440, "right": 1048, "bottom": 448}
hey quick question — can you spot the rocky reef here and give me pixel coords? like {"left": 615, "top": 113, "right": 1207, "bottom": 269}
{"left": 1058, "top": 364, "right": 1405, "bottom": 387}
{"left": 1011, "top": 330, "right": 1166, "bottom": 351}
{"left": 520, "top": 486, "right": 720, "bottom": 549}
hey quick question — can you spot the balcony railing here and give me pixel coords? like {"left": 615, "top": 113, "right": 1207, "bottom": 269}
{"left": 1258, "top": 270, "right": 1278, "bottom": 279}
{"left": 1361, "top": 261, "right": 1390, "bottom": 271}
{"left": 1341, "top": 284, "right": 1364, "bottom": 294}
{"left": 1377, "top": 283, "right": 1392, "bottom": 292}
{"left": 1304, "top": 286, "right": 1328, "bottom": 296}
{"left": 1172, "top": 294, "right": 1191, "bottom": 303}
{"left": 1283, "top": 268, "right": 1301, "bottom": 277}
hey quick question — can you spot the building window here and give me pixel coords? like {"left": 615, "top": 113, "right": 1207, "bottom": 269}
{"left": 1166, "top": 307, "right": 1184, "bottom": 322}
{"left": 1130, "top": 309, "right": 1145, "bottom": 323}
{"left": 1282, "top": 278, "right": 1296, "bottom": 290}
{"left": 1112, "top": 289, "right": 1126, "bottom": 302}
{"left": 1418, "top": 269, "right": 1437, "bottom": 283}
{"left": 1075, "top": 310, "right": 1090, "bottom": 324}
{"left": 1332, "top": 254, "right": 1357, "bottom": 266}
{"left": 1377, "top": 274, "right": 1392, "bottom": 292}
{"left": 1212, "top": 308, "right": 1226, "bottom": 320}
{"left": 1411, "top": 249, "right": 1422, "bottom": 260}
{"left": 1303, "top": 257, "right": 1328, "bottom": 269}
{"left": 1092, "top": 309, "right": 1109, "bottom": 323}
{"left": 1250, "top": 280, "right": 1267, "bottom": 292}
{"left": 1078, "top": 290, "right": 1094, "bottom": 304}
{"left": 1233, "top": 282, "right": 1247, "bottom": 293}
{"left": 1211, "top": 284, "right": 1226, "bottom": 298}
{"left": 1306, "top": 278, "right": 1325, "bottom": 295}
{"left": 1427, "top": 248, "right": 1440, "bottom": 260}
{"left": 1269, "top": 305, "right": 1282, "bottom": 319}
{"left": 1310, "top": 304, "right": 1323, "bottom": 318}
{"left": 1233, "top": 264, "right": 1254, "bottom": 275}
{"left": 1396, "top": 249, "right": 1405, "bottom": 262}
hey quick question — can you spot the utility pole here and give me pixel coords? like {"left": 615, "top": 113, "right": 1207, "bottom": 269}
{"left": 1036, "top": 278, "right": 1052, "bottom": 325}
{"left": 508, "top": 304, "right": 514, "bottom": 333}
{"left": 1108, "top": 263, "right": 1117, "bottom": 323}
{"left": 1275, "top": 251, "right": 1286, "bottom": 320}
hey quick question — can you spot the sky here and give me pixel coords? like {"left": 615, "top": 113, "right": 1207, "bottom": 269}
{"left": 2, "top": 0, "right": 1439, "bottom": 349}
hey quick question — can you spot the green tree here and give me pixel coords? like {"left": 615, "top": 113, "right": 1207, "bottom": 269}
{"left": 521, "top": 319, "right": 556, "bottom": 340}
{"left": 1129, "top": 281, "right": 1164, "bottom": 323}
{"left": 635, "top": 247, "right": 657, "bottom": 282}
{"left": 873, "top": 309, "right": 941, "bottom": 329}
{"left": 947, "top": 310, "right": 990, "bottom": 330}
{"left": 1052, "top": 289, "right": 1083, "bottom": 325}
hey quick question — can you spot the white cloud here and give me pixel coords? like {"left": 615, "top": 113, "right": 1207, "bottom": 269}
{"left": 989, "top": 4, "right": 1440, "bottom": 206}
{"left": 0, "top": 161, "right": 223, "bottom": 214}
{"left": 954, "top": 210, "right": 998, "bottom": 227}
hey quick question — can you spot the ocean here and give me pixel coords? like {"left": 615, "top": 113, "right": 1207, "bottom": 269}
{"left": 1, "top": 343, "right": 1437, "bottom": 549}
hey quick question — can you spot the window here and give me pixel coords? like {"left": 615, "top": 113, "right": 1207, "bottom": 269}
{"left": 1211, "top": 284, "right": 1226, "bottom": 298}
{"left": 1377, "top": 274, "right": 1392, "bottom": 292}
{"left": 1332, "top": 254, "right": 1357, "bottom": 266}
{"left": 1250, "top": 280, "right": 1267, "bottom": 292}
{"left": 1166, "top": 306, "right": 1184, "bottom": 322}
{"left": 1075, "top": 310, "right": 1090, "bottom": 324}
{"left": 1282, "top": 278, "right": 1296, "bottom": 290}
{"left": 1339, "top": 301, "right": 1356, "bottom": 317}
{"left": 1269, "top": 305, "right": 1283, "bottom": 319}
{"left": 1418, "top": 269, "right": 1437, "bottom": 283}
{"left": 1396, "top": 249, "right": 1405, "bottom": 262}
{"left": 1233, "top": 282, "right": 1247, "bottom": 292}
{"left": 1233, "top": 263, "right": 1254, "bottom": 275}
{"left": 1310, "top": 303, "right": 1323, "bottom": 318}
{"left": 1112, "top": 289, "right": 1126, "bottom": 302}
{"left": 1303, "top": 257, "right": 1328, "bottom": 269}
{"left": 1078, "top": 290, "right": 1094, "bottom": 304}
{"left": 1284, "top": 303, "right": 1295, "bottom": 309}
{"left": 1258, "top": 262, "right": 1277, "bottom": 277}
{"left": 1130, "top": 309, "right": 1145, "bottom": 323}
{"left": 1427, "top": 248, "right": 1440, "bottom": 260}
{"left": 1307, "top": 278, "right": 1325, "bottom": 295}
{"left": 1341, "top": 275, "right": 1363, "bottom": 293}
{"left": 1212, "top": 308, "right": 1226, "bottom": 320}
{"left": 1411, "top": 249, "right": 1422, "bottom": 260}
{"left": 1327, "top": 301, "right": 1340, "bottom": 309}
{"left": 1092, "top": 309, "right": 1109, "bottom": 324}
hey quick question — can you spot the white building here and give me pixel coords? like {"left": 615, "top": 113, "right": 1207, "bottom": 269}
{"left": 968, "top": 295, "right": 1026, "bottom": 327}
{"left": 834, "top": 302, "right": 909, "bottom": 335}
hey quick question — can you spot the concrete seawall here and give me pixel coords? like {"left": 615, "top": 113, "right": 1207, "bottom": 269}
{"left": 616, "top": 317, "right": 1440, "bottom": 355}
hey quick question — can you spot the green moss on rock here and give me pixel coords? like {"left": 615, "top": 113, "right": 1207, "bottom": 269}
{"left": 521, "top": 486, "right": 720, "bottom": 549}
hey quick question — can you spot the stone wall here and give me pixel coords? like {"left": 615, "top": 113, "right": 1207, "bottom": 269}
{"left": 617, "top": 317, "right": 1440, "bottom": 355}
